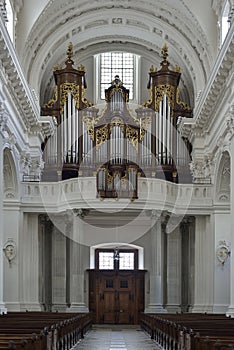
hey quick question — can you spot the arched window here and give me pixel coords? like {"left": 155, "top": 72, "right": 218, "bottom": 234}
{"left": 94, "top": 52, "right": 140, "bottom": 104}
{"left": 221, "top": 1, "right": 230, "bottom": 44}
{"left": 5, "top": 0, "right": 14, "bottom": 42}
{"left": 96, "top": 249, "right": 137, "bottom": 270}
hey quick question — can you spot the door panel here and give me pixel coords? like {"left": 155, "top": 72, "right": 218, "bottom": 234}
{"left": 89, "top": 269, "right": 145, "bottom": 325}
{"left": 103, "top": 292, "right": 116, "bottom": 324}
{"left": 118, "top": 291, "right": 131, "bottom": 324}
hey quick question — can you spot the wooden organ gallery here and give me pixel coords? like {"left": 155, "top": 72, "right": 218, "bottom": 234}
{"left": 41, "top": 43, "right": 193, "bottom": 198}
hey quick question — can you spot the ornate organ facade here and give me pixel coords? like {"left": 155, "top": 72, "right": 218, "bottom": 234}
{"left": 41, "top": 44, "right": 192, "bottom": 199}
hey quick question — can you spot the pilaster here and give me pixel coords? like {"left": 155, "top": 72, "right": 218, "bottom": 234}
{"left": 226, "top": 137, "right": 234, "bottom": 316}
{"left": 191, "top": 215, "right": 214, "bottom": 313}
{"left": 68, "top": 210, "right": 89, "bottom": 312}
{"left": 19, "top": 213, "right": 41, "bottom": 311}
{"left": 166, "top": 225, "right": 181, "bottom": 313}
{"left": 145, "top": 210, "right": 166, "bottom": 313}
{"left": 0, "top": 128, "right": 7, "bottom": 313}
{"left": 51, "top": 223, "right": 67, "bottom": 312}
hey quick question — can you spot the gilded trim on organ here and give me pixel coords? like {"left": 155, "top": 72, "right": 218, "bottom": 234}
{"left": 81, "top": 86, "right": 93, "bottom": 107}
{"left": 60, "top": 83, "right": 80, "bottom": 112}
{"left": 82, "top": 116, "right": 95, "bottom": 141}
{"left": 110, "top": 117, "right": 125, "bottom": 133}
{"left": 176, "top": 88, "right": 192, "bottom": 111}
{"left": 96, "top": 124, "right": 109, "bottom": 148}
{"left": 154, "top": 84, "right": 175, "bottom": 113}
{"left": 126, "top": 125, "right": 139, "bottom": 150}
{"left": 143, "top": 88, "right": 153, "bottom": 108}
{"left": 43, "top": 86, "right": 58, "bottom": 109}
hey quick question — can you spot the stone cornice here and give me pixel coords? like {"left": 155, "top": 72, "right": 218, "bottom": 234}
{"left": 0, "top": 14, "right": 40, "bottom": 132}
{"left": 179, "top": 22, "right": 234, "bottom": 140}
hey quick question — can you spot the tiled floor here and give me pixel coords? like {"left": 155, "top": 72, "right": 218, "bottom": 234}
{"left": 74, "top": 325, "right": 162, "bottom": 349}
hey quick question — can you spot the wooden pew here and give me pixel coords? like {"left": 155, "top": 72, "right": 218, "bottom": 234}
{"left": 0, "top": 312, "right": 92, "bottom": 350}
{"left": 140, "top": 313, "right": 234, "bottom": 350}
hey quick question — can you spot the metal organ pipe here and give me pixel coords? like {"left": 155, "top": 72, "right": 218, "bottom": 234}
{"left": 61, "top": 92, "right": 81, "bottom": 164}
{"left": 48, "top": 131, "right": 57, "bottom": 164}
{"left": 156, "top": 94, "right": 173, "bottom": 166}
{"left": 67, "top": 92, "right": 72, "bottom": 162}
{"left": 72, "top": 94, "right": 76, "bottom": 162}
{"left": 141, "top": 115, "right": 152, "bottom": 166}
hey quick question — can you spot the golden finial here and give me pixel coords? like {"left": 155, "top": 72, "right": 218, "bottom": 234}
{"left": 174, "top": 65, "right": 180, "bottom": 72}
{"left": 150, "top": 65, "right": 157, "bottom": 72}
{"left": 78, "top": 64, "right": 86, "bottom": 72}
{"left": 161, "top": 44, "right": 168, "bottom": 60}
{"left": 67, "top": 42, "right": 73, "bottom": 60}
{"left": 53, "top": 64, "right": 60, "bottom": 71}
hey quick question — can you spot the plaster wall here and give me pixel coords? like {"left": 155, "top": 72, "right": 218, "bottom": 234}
{"left": 213, "top": 213, "right": 231, "bottom": 313}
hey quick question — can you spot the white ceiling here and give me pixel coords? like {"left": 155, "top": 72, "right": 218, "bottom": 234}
{"left": 15, "top": 0, "right": 220, "bottom": 108}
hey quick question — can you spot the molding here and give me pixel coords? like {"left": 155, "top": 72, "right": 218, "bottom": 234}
{"left": 179, "top": 23, "right": 234, "bottom": 140}
{"left": 0, "top": 13, "right": 40, "bottom": 132}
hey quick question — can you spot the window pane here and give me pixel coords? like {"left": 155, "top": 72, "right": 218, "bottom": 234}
{"left": 99, "top": 252, "right": 114, "bottom": 269}
{"left": 119, "top": 252, "right": 134, "bottom": 270}
{"left": 100, "top": 52, "right": 134, "bottom": 100}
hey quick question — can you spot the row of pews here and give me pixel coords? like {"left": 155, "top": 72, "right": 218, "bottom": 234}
{"left": 0, "top": 311, "right": 92, "bottom": 349}
{"left": 141, "top": 313, "right": 234, "bottom": 349}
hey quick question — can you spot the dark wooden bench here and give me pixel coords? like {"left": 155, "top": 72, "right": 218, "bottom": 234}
{"left": 141, "top": 313, "right": 234, "bottom": 350}
{"left": 0, "top": 311, "right": 92, "bottom": 350}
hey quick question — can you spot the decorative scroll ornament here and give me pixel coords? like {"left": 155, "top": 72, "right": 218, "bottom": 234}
{"left": 83, "top": 116, "right": 95, "bottom": 141}
{"left": 226, "top": 109, "right": 234, "bottom": 140}
{"left": 0, "top": 103, "right": 8, "bottom": 134}
{"left": 96, "top": 124, "right": 109, "bottom": 149}
{"left": 43, "top": 87, "right": 58, "bottom": 109}
{"left": 216, "top": 241, "right": 230, "bottom": 265}
{"left": 60, "top": 83, "right": 80, "bottom": 112}
{"left": 126, "top": 125, "right": 139, "bottom": 150}
{"left": 176, "top": 88, "right": 192, "bottom": 111}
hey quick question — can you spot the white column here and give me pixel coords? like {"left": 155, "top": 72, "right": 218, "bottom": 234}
{"left": 145, "top": 210, "right": 166, "bottom": 313}
{"left": 166, "top": 225, "right": 182, "bottom": 313}
{"left": 19, "top": 213, "right": 41, "bottom": 311}
{"left": 51, "top": 225, "right": 67, "bottom": 311}
{"left": 191, "top": 215, "right": 214, "bottom": 313}
{"left": 0, "top": 130, "right": 7, "bottom": 313}
{"left": 68, "top": 212, "right": 89, "bottom": 312}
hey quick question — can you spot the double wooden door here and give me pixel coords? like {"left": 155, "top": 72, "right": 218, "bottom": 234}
{"left": 88, "top": 269, "right": 145, "bottom": 324}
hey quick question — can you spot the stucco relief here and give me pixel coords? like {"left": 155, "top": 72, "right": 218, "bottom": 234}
{"left": 189, "top": 156, "right": 214, "bottom": 184}
{"left": 3, "top": 150, "right": 17, "bottom": 199}
{"left": 216, "top": 152, "right": 230, "bottom": 202}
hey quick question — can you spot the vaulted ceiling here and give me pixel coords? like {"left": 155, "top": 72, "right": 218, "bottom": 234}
{"left": 15, "top": 0, "right": 219, "bottom": 109}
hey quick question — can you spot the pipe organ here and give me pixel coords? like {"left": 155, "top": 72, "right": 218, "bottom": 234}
{"left": 41, "top": 43, "right": 192, "bottom": 199}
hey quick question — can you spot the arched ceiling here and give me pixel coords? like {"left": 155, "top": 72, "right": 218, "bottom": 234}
{"left": 15, "top": 0, "right": 219, "bottom": 109}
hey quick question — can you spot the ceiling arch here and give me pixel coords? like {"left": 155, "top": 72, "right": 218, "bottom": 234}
{"left": 17, "top": 0, "right": 218, "bottom": 108}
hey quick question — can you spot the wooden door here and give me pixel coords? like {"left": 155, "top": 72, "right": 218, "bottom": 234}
{"left": 88, "top": 269, "right": 145, "bottom": 324}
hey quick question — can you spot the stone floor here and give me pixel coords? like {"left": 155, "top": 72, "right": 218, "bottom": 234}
{"left": 73, "top": 325, "right": 162, "bottom": 350}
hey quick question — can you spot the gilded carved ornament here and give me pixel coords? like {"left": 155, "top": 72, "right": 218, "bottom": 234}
{"left": 109, "top": 117, "right": 125, "bottom": 133}
{"left": 155, "top": 84, "right": 175, "bottom": 112}
{"left": 60, "top": 83, "right": 80, "bottom": 112}
{"left": 176, "top": 88, "right": 191, "bottom": 111}
{"left": 107, "top": 87, "right": 127, "bottom": 102}
{"left": 126, "top": 125, "right": 139, "bottom": 150}
{"left": 82, "top": 116, "right": 95, "bottom": 141}
{"left": 43, "top": 86, "right": 58, "bottom": 109}
{"left": 96, "top": 124, "right": 109, "bottom": 149}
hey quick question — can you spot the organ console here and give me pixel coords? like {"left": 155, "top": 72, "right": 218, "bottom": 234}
{"left": 41, "top": 43, "right": 192, "bottom": 199}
